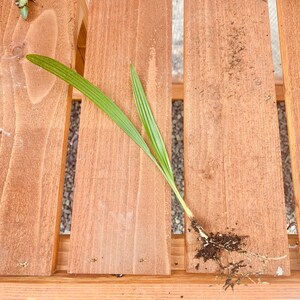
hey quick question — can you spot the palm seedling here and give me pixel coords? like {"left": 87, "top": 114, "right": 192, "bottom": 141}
{"left": 27, "top": 55, "right": 282, "bottom": 289}
{"left": 26, "top": 54, "right": 207, "bottom": 237}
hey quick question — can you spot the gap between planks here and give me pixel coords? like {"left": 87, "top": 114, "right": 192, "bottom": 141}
{"left": 277, "top": 0, "right": 300, "bottom": 250}
{"left": 72, "top": 82, "right": 285, "bottom": 102}
{"left": 56, "top": 234, "right": 300, "bottom": 272}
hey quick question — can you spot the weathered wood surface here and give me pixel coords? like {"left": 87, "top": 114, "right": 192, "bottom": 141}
{"left": 69, "top": 0, "right": 172, "bottom": 274}
{"left": 58, "top": 234, "right": 300, "bottom": 272}
{"left": 0, "top": 1, "right": 76, "bottom": 275}
{"left": 73, "top": 82, "right": 285, "bottom": 102}
{"left": 1, "top": 271, "right": 300, "bottom": 300}
{"left": 277, "top": 0, "right": 300, "bottom": 244}
{"left": 184, "top": 0, "right": 290, "bottom": 274}
{"left": 58, "top": 235, "right": 185, "bottom": 272}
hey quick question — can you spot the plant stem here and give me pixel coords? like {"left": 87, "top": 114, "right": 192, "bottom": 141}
{"left": 151, "top": 158, "right": 194, "bottom": 219}
{"left": 169, "top": 181, "right": 194, "bottom": 219}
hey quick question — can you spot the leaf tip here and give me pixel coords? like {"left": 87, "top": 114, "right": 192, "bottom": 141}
{"left": 130, "top": 63, "right": 137, "bottom": 75}
{"left": 26, "top": 54, "right": 34, "bottom": 61}
{"left": 26, "top": 54, "right": 43, "bottom": 64}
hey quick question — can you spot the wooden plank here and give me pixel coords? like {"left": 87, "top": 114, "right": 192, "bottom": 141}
{"left": 69, "top": 0, "right": 172, "bottom": 275}
{"left": 0, "top": 1, "right": 76, "bottom": 275}
{"left": 172, "top": 83, "right": 184, "bottom": 100}
{"left": 275, "top": 81, "right": 285, "bottom": 102}
{"left": 74, "top": 5, "right": 285, "bottom": 103}
{"left": 1, "top": 271, "right": 300, "bottom": 299}
{"left": 75, "top": 46, "right": 85, "bottom": 75}
{"left": 72, "top": 89, "right": 83, "bottom": 100}
{"left": 58, "top": 235, "right": 185, "bottom": 272}
{"left": 277, "top": 0, "right": 300, "bottom": 244}
{"left": 74, "top": 83, "right": 285, "bottom": 102}
{"left": 79, "top": 0, "right": 89, "bottom": 31}
{"left": 173, "top": 82, "right": 284, "bottom": 101}
{"left": 57, "top": 234, "right": 300, "bottom": 272}
{"left": 289, "top": 234, "right": 300, "bottom": 271}
{"left": 171, "top": 82, "right": 285, "bottom": 101}
{"left": 184, "top": 0, "right": 289, "bottom": 275}
{"left": 77, "top": 21, "right": 87, "bottom": 59}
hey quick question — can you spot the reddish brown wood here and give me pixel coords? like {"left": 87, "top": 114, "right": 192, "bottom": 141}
{"left": 57, "top": 234, "right": 300, "bottom": 272}
{"left": 1, "top": 271, "right": 300, "bottom": 299}
{"left": 69, "top": 0, "right": 172, "bottom": 275}
{"left": 277, "top": 0, "right": 300, "bottom": 246}
{"left": 184, "top": 0, "right": 290, "bottom": 275}
{"left": 0, "top": 1, "right": 76, "bottom": 275}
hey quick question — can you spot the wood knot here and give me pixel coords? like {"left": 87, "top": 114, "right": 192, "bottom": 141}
{"left": 12, "top": 44, "right": 25, "bottom": 58}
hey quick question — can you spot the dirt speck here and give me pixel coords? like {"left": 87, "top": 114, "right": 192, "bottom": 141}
{"left": 227, "top": 25, "right": 246, "bottom": 74}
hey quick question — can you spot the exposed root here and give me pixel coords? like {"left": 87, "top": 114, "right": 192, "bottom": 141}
{"left": 190, "top": 218, "right": 286, "bottom": 290}
{"left": 223, "top": 270, "right": 264, "bottom": 290}
{"left": 191, "top": 218, "right": 247, "bottom": 262}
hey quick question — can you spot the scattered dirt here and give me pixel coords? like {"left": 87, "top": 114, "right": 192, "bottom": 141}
{"left": 227, "top": 25, "right": 246, "bottom": 73}
{"left": 190, "top": 218, "right": 264, "bottom": 290}
{"left": 194, "top": 231, "right": 247, "bottom": 262}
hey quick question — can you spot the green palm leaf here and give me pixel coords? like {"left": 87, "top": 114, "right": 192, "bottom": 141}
{"left": 130, "top": 65, "right": 173, "bottom": 180}
{"left": 26, "top": 54, "right": 193, "bottom": 219}
{"left": 129, "top": 65, "right": 193, "bottom": 219}
{"left": 26, "top": 54, "right": 155, "bottom": 162}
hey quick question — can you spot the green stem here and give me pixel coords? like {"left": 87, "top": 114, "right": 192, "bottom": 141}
{"left": 152, "top": 159, "right": 194, "bottom": 219}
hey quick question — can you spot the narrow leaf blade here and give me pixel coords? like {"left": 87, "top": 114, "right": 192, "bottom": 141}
{"left": 130, "top": 65, "right": 173, "bottom": 180}
{"left": 26, "top": 54, "right": 155, "bottom": 163}
{"left": 26, "top": 54, "right": 193, "bottom": 219}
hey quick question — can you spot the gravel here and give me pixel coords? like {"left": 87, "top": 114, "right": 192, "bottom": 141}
{"left": 172, "top": 101, "right": 184, "bottom": 234}
{"left": 60, "top": 101, "right": 81, "bottom": 234}
{"left": 278, "top": 103, "right": 297, "bottom": 233}
{"left": 60, "top": 101, "right": 297, "bottom": 234}
{"left": 59, "top": 100, "right": 186, "bottom": 234}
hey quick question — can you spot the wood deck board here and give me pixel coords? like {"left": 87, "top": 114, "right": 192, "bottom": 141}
{"left": 57, "top": 235, "right": 299, "bottom": 272}
{"left": 73, "top": 83, "right": 285, "bottom": 102}
{"left": 277, "top": 0, "right": 300, "bottom": 245}
{"left": 1, "top": 271, "right": 300, "bottom": 299}
{"left": 184, "top": 0, "right": 290, "bottom": 275}
{"left": 69, "top": 0, "right": 172, "bottom": 275}
{"left": 0, "top": 1, "right": 76, "bottom": 275}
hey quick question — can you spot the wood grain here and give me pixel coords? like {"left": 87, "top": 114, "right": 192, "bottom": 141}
{"left": 184, "top": 0, "right": 289, "bottom": 275}
{"left": 75, "top": 21, "right": 87, "bottom": 75}
{"left": 78, "top": 0, "right": 89, "bottom": 31}
{"left": 73, "top": 83, "right": 285, "bottom": 102}
{"left": 69, "top": 0, "right": 172, "bottom": 274}
{"left": 0, "top": 1, "right": 76, "bottom": 275}
{"left": 275, "top": 81, "right": 285, "bottom": 101}
{"left": 57, "top": 234, "right": 300, "bottom": 272}
{"left": 59, "top": 235, "right": 185, "bottom": 272}
{"left": 74, "top": 18, "right": 285, "bottom": 102}
{"left": 277, "top": 0, "right": 300, "bottom": 245}
{"left": 1, "top": 271, "right": 300, "bottom": 299}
